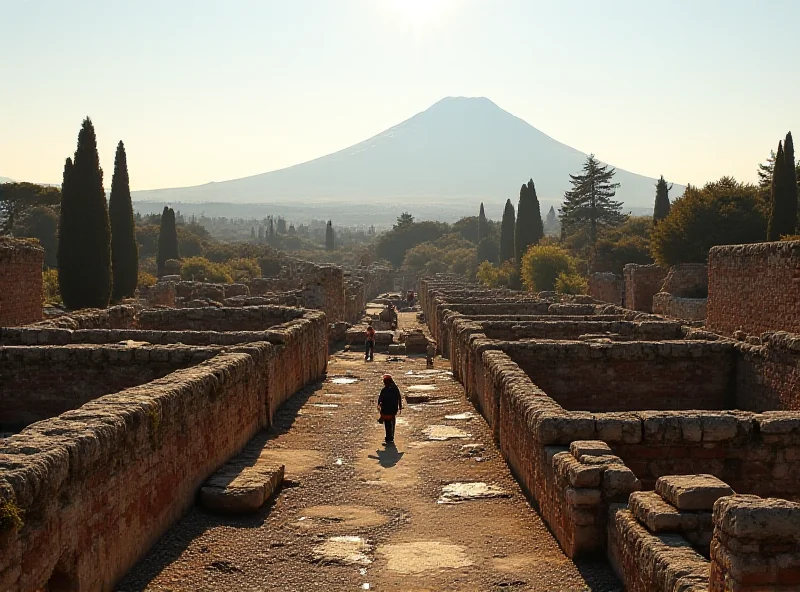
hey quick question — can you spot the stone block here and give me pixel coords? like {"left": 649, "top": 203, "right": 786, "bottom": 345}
{"left": 713, "top": 494, "right": 800, "bottom": 540}
{"left": 656, "top": 474, "right": 734, "bottom": 511}
{"left": 570, "top": 440, "right": 612, "bottom": 459}
{"left": 201, "top": 461, "right": 285, "bottom": 513}
{"left": 602, "top": 466, "right": 641, "bottom": 499}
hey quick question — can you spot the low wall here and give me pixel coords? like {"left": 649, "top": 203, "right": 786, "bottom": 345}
{"left": 505, "top": 341, "right": 735, "bottom": 413}
{"left": 588, "top": 272, "right": 623, "bottom": 305}
{"left": 32, "top": 305, "right": 137, "bottom": 330}
{"left": 479, "top": 319, "right": 685, "bottom": 342}
{"left": 652, "top": 293, "right": 707, "bottom": 321}
{"left": 624, "top": 263, "right": 667, "bottom": 313}
{"left": 137, "top": 305, "right": 306, "bottom": 332}
{"left": 0, "top": 307, "right": 328, "bottom": 590}
{"left": 735, "top": 332, "right": 800, "bottom": 411}
{"left": 660, "top": 263, "right": 708, "bottom": 297}
{"left": 0, "top": 344, "right": 218, "bottom": 431}
{"left": 0, "top": 239, "right": 43, "bottom": 327}
{"left": 707, "top": 240, "right": 800, "bottom": 336}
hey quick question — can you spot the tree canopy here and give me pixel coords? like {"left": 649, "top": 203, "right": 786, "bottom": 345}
{"left": 559, "top": 155, "right": 624, "bottom": 248}
{"left": 515, "top": 179, "right": 544, "bottom": 264}
{"left": 478, "top": 203, "right": 489, "bottom": 243}
{"left": 653, "top": 176, "right": 672, "bottom": 225}
{"left": 499, "top": 199, "right": 515, "bottom": 263}
{"left": 650, "top": 177, "right": 766, "bottom": 266}
{"left": 157, "top": 206, "right": 179, "bottom": 276}
{"left": 109, "top": 141, "right": 138, "bottom": 301}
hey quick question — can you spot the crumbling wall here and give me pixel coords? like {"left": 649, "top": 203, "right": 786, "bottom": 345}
{"left": 707, "top": 240, "right": 800, "bottom": 335}
{"left": 735, "top": 333, "right": 800, "bottom": 411}
{"left": 0, "top": 344, "right": 217, "bottom": 431}
{"left": 0, "top": 238, "right": 43, "bottom": 327}
{"left": 660, "top": 263, "right": 708, "bottom": 297}
{"left": 137, "top": 305, "right": 306, "bottom": 332}
{"left": 31, "top": 305, "right": 137, "bottom": 330}
{"left": 624, "top": 263, "right": 668, "bottom": 313}
{"left": 652, "top": 293, "right": 707, "bottom": 321}
{"left": 302, "top": 265, "right": 345, "bottom": 324}
{"left": 588, "top": 272, "right": 624, "bottom": 305}
{"left": 505, "top": 341, "right": 735, "bottom": 413}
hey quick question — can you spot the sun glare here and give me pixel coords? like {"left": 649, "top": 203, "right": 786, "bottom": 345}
{"left": 387, "top": 0, "right": 449, "bottom": 27}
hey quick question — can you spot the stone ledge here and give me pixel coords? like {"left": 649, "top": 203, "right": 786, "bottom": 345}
{"left": 656, "top": 474, "right": 734, "bottom": 511}
{"left": 201, "top": 460, "right": 285, "bottom": 513}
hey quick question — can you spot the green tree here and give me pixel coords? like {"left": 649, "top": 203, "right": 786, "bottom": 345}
{"left": 650, "top": 177, "right": 766, "bottom": 265}
{"left": 653, "top": 176, "right": 672, "bottom": 225}
{"left": 515, "top": 179, "right": 544, "bottom": 264}
{"left": 520, "top": 244, "right": 577, "bottom": 292}
{"left": 156, "top": 206, "right": 179, "bottom": 276}
{"left": 559, "top": 155, "right": 624, "bottom": 248}
{"left": 499, "top": 198, "right": 516, "bottom": 263}
{"left": 543, "top": 205, "right": 559, "bottom": 235}
{"left": 109, "top": 141, "right": 138, "bottom": 301}
{"left": 395, "top": 212, "right": 414, "bottom": 229}
{"left": 325, "top": 220, "right": 335, "bottom": 251}
{"left": 375, "top": 220, "right": 448, "bottom": 267}
{"left": 0, "top": 182, "right": 60, "bottom": 235}
{"left": 476, "top": 237, "right": 498, "bottom": 264}
{"left": 478, "top": 203, "right": 489, "bottom": 243}
{"left": 593, "top": 216, "right": 653, "bottom": 274}
{"left": 782, "top": 132, "right": 798, "bottom": 235}
{"left": 17, "top": 206, "right": 59, "bottom": 267}
{"left": 57, "top": 117, "right": 112, "bottom": 309}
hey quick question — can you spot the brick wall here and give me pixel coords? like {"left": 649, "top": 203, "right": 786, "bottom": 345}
{"left": 137, "top": 305, "right": 306, "bottom": 332}
{"left": 588, "top": 272, "right": 624, "bottom": 305}
{"left": 505, "top": 341, "right": 735, "bottom": 413}
{"left": 660, "top": 263, "right": 708, "bottom": 297}
{"left": 0, "top": 238, "right": 43, "bottom": 327}
{"left": 0, "top": 344, "right": 218, "bottom": 431}
{"left": 623, "top": 263, "right": 668, "bottom": 312}
{"left": 651, "top": 293, "right": 707, "bottom": 321}
{"left": 707, "top": 241, "right": 800, "bottom": 335}
{"left": 0, "top": 307, "right": 328, "bottom": 590}
{"left": 735, "top": 333, "right": 800, "bottom": 411}
{"left": 31, "top": 305, "right": 137, "bottom": 330}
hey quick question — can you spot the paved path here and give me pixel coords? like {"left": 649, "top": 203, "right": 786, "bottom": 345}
{"left": 120, "top": 312, "right": 621, "bottom": 591}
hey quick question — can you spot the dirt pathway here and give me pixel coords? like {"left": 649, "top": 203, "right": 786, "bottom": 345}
{"left": 120, "top": 312, "right": 621, "bottom": 592}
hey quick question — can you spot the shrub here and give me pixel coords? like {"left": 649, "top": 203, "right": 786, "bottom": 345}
{"left": 139, "top": 256, "right": 158, "bottom": 275}
{"left": 520, "top": 245, "right": 577, "bottom": 292}
{"left": 138, "top": 271, "right": 157, "bottom": 288}
{"left": 227, "top": 257, "right": 261, "bottom": 281}
{"left": 555, "top": 272, "right": 588, "bottom": 295}
{"left": 42, "top": 269, "right": 61, "bottom": 305}
{"left": 476, "top": 260, "right": 516, "bottom": 288}
{"left": 180, "top": 256, "right": 233, "bottom": 283}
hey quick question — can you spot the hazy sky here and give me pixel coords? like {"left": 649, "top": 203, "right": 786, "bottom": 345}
{"left": 2, "top": 0, "right": 798, "bottom": 190}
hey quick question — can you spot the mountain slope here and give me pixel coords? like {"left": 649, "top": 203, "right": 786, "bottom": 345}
{"left": 133, "top": 97, "right": 683, "bottom": 208}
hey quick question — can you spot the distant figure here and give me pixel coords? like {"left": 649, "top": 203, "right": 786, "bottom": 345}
{"left": 365, "top": 323, "right": 376, "bottom": 362}
{"left": 377, "top": 374, "right": 403, "bottom": 445}
{"left": 407, "top": 290, "right": 414, "bottom": 304}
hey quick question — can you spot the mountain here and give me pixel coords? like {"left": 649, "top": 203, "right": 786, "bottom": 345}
{"left": 132, "top": 97, "right": 683, "bottom": 211}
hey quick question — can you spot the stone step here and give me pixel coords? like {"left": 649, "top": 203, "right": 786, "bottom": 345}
{"left": 200, "top": 459, "right": 285, "bottom": 513}
{"left": 655, "top": 474, "right": 733, "bottom": 511}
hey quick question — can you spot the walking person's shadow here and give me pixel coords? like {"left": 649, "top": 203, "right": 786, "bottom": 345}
{"left": 369, "top": 445, "right": 405, "bottom": 468}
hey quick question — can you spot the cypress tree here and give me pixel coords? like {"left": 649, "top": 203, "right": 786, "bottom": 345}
{"left": 784, "top": 132, "right": 798, "bottom": 234}
{"left": 109, "top": 141, "right": 138, "bottom": 301}
{"left": 653, "top": 176, "right": 672, "bottom": 225}
{"left": 559, "top": 154, "right": 624, "bottom": 248}
{"left": 268, "top": 217, "right": 275, "bottom": 237}
{"left": 57, "top": 117, "right": 112, "bottom": 309}
{"left": 156, "top": 206, "right": 179, "bottom": 276}
{"left": 478, "top": 203, "right": 489, "bottom": 243}
{"left": 515, "top": 179, "right": 544, "bottom": 264}
{"left": 499, "top": 199, "right": 516, "bottom": 263}
{"left": 768, "top": 141, "right": 789, "bottom": 241}
{"left": 325, "top": 220, "right": 335, "bottom": 251}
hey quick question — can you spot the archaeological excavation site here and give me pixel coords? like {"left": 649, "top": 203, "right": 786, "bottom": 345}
{"left": 0, "top": 236, "right": 799, "bottom": 591}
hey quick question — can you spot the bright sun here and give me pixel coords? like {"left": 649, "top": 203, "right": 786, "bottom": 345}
{"left": 387, "top": 0, "right": 448, "bottom": 26}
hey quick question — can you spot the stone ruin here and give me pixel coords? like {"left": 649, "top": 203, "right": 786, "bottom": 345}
{"left": 0, "top": 243, "right": 404, "bottom": 590}
{"left": 420, "top": 239, "right": 800, "bottom": 591}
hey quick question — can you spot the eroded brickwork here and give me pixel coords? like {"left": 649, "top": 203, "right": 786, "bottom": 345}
{"left": 0, "top": 238, "right": 43, "bottom": 326}
{"left": 708, "top": 240, "right": 800, "bottom": 335}
{"left": 624, "top": 263, "right": 668, "bottom": 312}
{"left": 588, "top": 272, "right": 624, "bottom": 305}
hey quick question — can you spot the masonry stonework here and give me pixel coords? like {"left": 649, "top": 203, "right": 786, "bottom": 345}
{"left": 624, "top": 263, "right": 668, "bottom": 313}
{"left": 0, "top": 238, "right": 43, "bottom": 327}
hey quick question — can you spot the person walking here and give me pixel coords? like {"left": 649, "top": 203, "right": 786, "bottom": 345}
{"left": 377, "top": 374, "right": 402, "bottom": 445}
{"left": 365, "top": 323, "right": 376, "bottom": 362}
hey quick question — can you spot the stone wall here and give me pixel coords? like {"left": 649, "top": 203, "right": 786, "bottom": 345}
{"left": 505, "top": 340, "right": 735, "bottom": 413}
{"left": 0, "top": 238, "right": 43, "bottom": 327}
{"left": 302, "top": 265, "right": 345, "bottom": 324}
{"left": 735, "top": 333, "right": 800, "bottom": 411}
{"left": 660, "top": 263, "right": 708, "bottom": 297}
{"left": 32, "top": 305, "right": 137, "bottom": 330}
{"left": 137, "top": 305, "right": 306, "bottom": 332}
{"left": 0, "top": 306, "right": 328, "bottom": 590}
{"left": 624, "top": 263, "right": 668, "bottom": 313}
{"left": 652, "top": 293, "right": 707, "bottom": 321}
{"left": 588, "top": 272, "right": 624, "bottom": 305}
{"left": 0, "top": 344, "right": 218, "bottom": 431}
{"left": 707, "top": 240, "right": 800, "bottom": 335}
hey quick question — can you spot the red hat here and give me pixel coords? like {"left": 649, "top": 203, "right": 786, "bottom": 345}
{"left": 382, "top": 374, "right": 393, "bottom": 382}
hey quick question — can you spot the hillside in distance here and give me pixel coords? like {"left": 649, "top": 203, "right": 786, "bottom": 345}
{"left": 133, "top": 97, "right": 684, "bottom": 210}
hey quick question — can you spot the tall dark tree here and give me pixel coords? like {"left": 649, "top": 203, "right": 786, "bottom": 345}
{"left": 653, "top": 176, "right": 672, "bottom": 225}
{"left": 499, "top": 199, "right": 516, "bottom": 263}
{"left": 559, "top": 154, "right": 624, "bottom": 248}
{"left": 268, "top": 217, "right": 275, "bottom": 237}
{"left": 156, "top": 206, "right": 179, "bottom": 276}
{"left": 478, "top": 203, "right": 489, "bottom": 243}
{"left": 783, "top": 132, "right": 798, "bottom": 234}
{"left": 109, "top": 141, "right": 138, "bottom": 301}
{"left": 768, "top": 141, "right": 789, "bottom": 240}
{"left": 515, "top": 179, "right": 544, "bottom": 264}
{"left": 325, "top": 220, "right": 335, "bottom": 251}
{"left": 57, "top": 117, "right": 112, "bottom": 309}
{"left": 276, "top": 217, "right": 287, "bottom": 234}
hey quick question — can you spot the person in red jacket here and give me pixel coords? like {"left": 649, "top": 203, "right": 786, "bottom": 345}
{"left": 365, "top": 323, "right": 376, "bottom": 362}
{"left": 377, "top": 374, "right": 403, "bottom": 445}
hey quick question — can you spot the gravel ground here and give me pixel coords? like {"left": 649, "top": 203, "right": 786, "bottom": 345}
{"left": 119, "top": 312, "right": 622, "bottom": 592}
